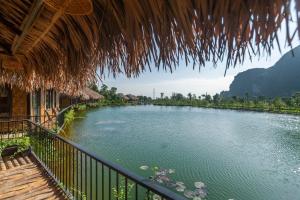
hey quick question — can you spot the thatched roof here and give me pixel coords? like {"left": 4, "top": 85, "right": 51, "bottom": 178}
{"left": 62, "top": 87, "right": 103, "bottom": 100}
{"left": 0, "top": 0, "right": 299, "bottom": 93}
{"left": 81, "top": 87, "right": 103, "bottom": 100}
{"left": 126, "top": 94, "right": 138, "bottom": 101}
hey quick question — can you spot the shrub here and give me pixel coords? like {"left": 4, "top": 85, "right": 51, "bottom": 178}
{"left": 0, "top": 136, "right": 30, "bottom": 157}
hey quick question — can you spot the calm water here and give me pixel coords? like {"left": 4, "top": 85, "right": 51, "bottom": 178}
{"left": 65, "top": 105, "right": 300, "bottom": 200}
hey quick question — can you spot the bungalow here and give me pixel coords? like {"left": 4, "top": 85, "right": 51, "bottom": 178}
{"left": 59, "top": 87, "right": 103, "bottom": 109}
{"left": 0, "top": 85, "right": 59, "bottom": 123}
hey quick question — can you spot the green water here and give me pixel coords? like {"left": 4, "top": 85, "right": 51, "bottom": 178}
{"left": 65, "top": 105, "right": 300, "bottom": 200}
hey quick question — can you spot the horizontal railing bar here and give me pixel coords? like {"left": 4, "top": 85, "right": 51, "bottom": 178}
{"left": 56, "top": 105, "right": 75, "bottom": 117}
{"left": 0, "top": 115, "right": 56, "bottom": 119}
{"left": 26, "top": 119, "right": 186, "bottom": 200}
{"left": 0, "top": 119, "right": 31, "bottom": 123}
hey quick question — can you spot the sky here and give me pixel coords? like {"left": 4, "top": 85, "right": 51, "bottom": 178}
{"left": 102, "top": 8, "right": 300, "bottom": 98}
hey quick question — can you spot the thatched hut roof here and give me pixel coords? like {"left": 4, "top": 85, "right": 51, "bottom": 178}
{"left": 81, "top": 87, "right": 103, "bottom": 100}
{"left": 62, "top": 87, "right": 103, "bottom": 100}
{"left": 0, "top": 0, "right": 299, "bottom": 93}
{"left": 126, "top": 94, "right": 138, "bottom": 101}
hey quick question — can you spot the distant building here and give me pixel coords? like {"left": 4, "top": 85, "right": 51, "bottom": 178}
{"left": 126, "top": 94, "right": 138, "bottom": 102}
{"left": 60, "top": 87, "right": 104, "bottom": 109}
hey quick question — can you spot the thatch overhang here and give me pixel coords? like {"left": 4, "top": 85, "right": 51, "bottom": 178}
{"left": 81, "top": 87, "right": 103, "bottom": 100}
{"left": 0, "top": 0, "right": 299, "bottom": 93}
{"left": 61, "top": 87, "right": 103, "bottom": 100}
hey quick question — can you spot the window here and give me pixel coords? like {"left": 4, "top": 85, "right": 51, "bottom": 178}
{"left": 46, "top": 89, "right": 54, "bottom": 109}
{"left": 54, "top": 91, "right": 57, "bottom": 107}
{"left": 0, "top": 86, "right": 11, "bottom": 117}
{"left": 32, "top": 90, "right": 41, "bottom": 122}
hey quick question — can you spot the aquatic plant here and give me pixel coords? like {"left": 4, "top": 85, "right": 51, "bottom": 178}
{"left": 112, "top": 178, "right": 134, "bottom": 200}
{"left": 140, "top": 165, "right": 208, "bottom": 199}
{"left": 76, "top": 104, "right": 87, "bottom": 111}
{"left": 64, "top": 108, "right": 75, "bottom": 126}
{"left": 139, "top": 165, "right": 149, "bottom": 170}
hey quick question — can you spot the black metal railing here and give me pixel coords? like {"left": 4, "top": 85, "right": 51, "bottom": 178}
{"left": 0, "top": 120, "right": 29, "bottom": 140}
{"left": 27, "top": 120, "right": 186, "bottom": 200}
{"left": 56, "top": 105, "right": 74, "bottom": 129}
{"left": 0, "top": 115, "right": 57, "bottom": 130}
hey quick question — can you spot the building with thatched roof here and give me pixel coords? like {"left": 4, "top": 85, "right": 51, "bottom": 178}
{"left": 0, "top": 85, "right": 59, "bottom": 123}
{"left": 81, "top": 88, "right": 104, "bottom": 101}
{"left": 0, "top": 0, "right": 299, "bottom": 94}
{"left": 126, "top": 94, "right": 139, "bottom": 102}
{"left": 60, "top": 87, "right": 103, "bottom": 108}
{"left": 0, "top": 1, "right": 300, "bottom": 200}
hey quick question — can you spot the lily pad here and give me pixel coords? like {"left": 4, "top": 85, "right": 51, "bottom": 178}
{"left": 194, "top": 188, "right": 207, "bottom": 198}
{"left": 155, "top": 169, "right": 168, "bottom": 176}
{"left": 193, "top": 198, "right": 202, "bottom": 200}
{"left": 156, "top": 178, "right": 164, "bottom": 184}
{"left": 152, "top": 194, "right": 162, "bottom": 200}
{"left": 157, "top": 175, "right": 170, "bottom": 183}
{"left": 176, "top": 185, "right": 186, "bottom": 192}
{"left": 194, "top": 181, "right": 205, "bottom": 189}
{"left": 176, "top": 181, "right": 185, "bottom": 186}
{"left": 140, "top": 165, "right": 149, "bottom": 170}
{"left": 176, "top": 187, "right": 185, "bottom": 192}
{"left": 184, "top": 190, "right": 195, "bottom": 198}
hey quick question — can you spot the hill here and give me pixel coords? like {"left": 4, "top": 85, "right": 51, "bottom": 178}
{"left": 224, "top": 46, "right": 300, "bottom": 98}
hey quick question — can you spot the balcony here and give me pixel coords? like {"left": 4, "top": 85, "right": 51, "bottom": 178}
{"left": 0, "top": 119, "right": 185, "bottom": 200}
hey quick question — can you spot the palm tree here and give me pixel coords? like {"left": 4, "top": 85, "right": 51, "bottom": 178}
{"left": 187, "top": 93, "right": 192, "bottom": 101}
{"left": 160, "top": 92, "right": 164, "bottom": 99}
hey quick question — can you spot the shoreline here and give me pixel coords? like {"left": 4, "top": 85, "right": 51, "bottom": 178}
{"left": 152, "top": 103, "right": 300, "bottom": 116}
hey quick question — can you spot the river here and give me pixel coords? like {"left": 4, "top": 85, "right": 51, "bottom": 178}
{"left": 64, "top": 105, "right": 300, "bottom": 200}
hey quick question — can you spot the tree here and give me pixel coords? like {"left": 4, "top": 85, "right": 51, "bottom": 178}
{"left": 192, "top": 94, "right": 197, "bottom": 100}
{"left": 171, "top": 93, "right": 184, "bottom": 100}
{"left": 232, "top": 96, "right": 238, "bottom": 101}
{"left": 110, "top": 87, "right": 117, "bottom": 96}
{"left": 110, "top": 87, "right": 118, "bottom": 100}
{"left": 88, "top": 83, "right": 100, "bottom": 93}
{"left": 205, "top": 94, "right": 212, "bottom": 102}
{"left": 100, "top": 84, "right": 108, "bottom": 93}
{"left": 213, "top": 93, "right": 221, "bottom": 104}
{"left": 258, "top": 96, "right": 266, "bottom": 102}
{"left": 100, "top": 84, "right": 109, "bottom": 98}
{"left": 187, "top": 93, "right": 192, "bottom": 101}
{"left": 293, "top": 92, "right": 300, "bottom": 106}
{"left": 273, "top": 97, "right": 285, "bottom": 109}
{"left": 160, "top": 92, "right": 164, "bottom": 99}
{"left": 244, "top": 92, "right": 249, "bottom": 101}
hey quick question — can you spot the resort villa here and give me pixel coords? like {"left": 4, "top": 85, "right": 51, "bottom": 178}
{"left": 0, "top": 0, "right": 299, "bottom": 200}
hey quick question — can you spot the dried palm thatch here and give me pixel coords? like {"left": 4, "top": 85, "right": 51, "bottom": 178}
{"left": 0, "top": 0, "right": 299, "bottom": 94}
{"left": 80, "top": 87, "right": 103, "bottom": 100}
